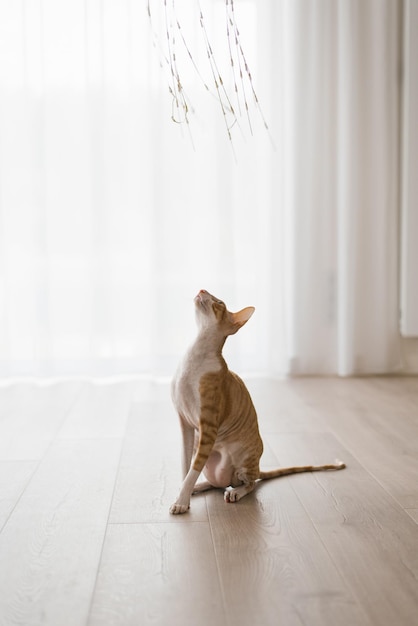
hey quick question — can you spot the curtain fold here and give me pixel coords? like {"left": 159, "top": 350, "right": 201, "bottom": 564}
{"left": 280, "top": 0, "right": 402, "bottom": 375}
{"left": 334, "top": 0, "right": 401, "bottom": 375}
{"left": 0, "top": 0, "right": 402, "bottom": 378}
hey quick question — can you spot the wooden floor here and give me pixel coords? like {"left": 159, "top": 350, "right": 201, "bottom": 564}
{"left": 0, "top": 376, "right": 418, "bottom": 626}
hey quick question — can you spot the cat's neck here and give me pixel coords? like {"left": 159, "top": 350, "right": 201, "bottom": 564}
{"left": 188, "top": 328, "right": 227, "bottom": 366}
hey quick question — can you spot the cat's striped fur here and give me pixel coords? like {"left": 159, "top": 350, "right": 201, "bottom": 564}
{"left": 169, "top": 290, "right": 345, "bottom": 514}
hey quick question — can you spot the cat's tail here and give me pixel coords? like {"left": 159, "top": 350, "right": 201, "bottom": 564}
{"left": 259, "top": 459, "right": 346, "bottom": 481}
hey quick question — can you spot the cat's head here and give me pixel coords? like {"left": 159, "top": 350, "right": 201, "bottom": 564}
{"left": 194, "top": 290, "right": 255, "bottom": 336}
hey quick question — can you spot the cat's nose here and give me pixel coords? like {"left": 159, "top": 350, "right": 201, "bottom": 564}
{"left": 199, "top": 289, "right": 207, "bottom": 295}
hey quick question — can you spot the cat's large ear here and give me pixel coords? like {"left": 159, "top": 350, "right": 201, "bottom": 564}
{"left": 229, "top": 306, "right": 255, "bottom": 334}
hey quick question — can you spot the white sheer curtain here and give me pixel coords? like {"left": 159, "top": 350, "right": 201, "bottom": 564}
{"left": 280, "top": 0, "right": 401, "bottom": 375}
{"left": 0, "top": 0, "right": 402, "bottom": 378}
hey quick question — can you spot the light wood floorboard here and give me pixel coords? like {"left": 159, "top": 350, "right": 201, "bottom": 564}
{"left": 204, "top": 472, "right": 371, "bottom": 626}
{"left": 0, "top": 461, "right": 38, "bottom": 532}
{"left": 0, "top": 439, "right": 123, "bottom": 626}
{"left": 406, "top": 509, "right": 418, "bottom": 523}
{"left": 0, "top": 377, "right": 417, "bottom": 626}
{"left": 287, "top": 377, "right": 418, "bottom": 508}
{"left": 89, "top": 522, "right": 226, "bottom": 626}
{"left": 0, "top": 381, "right": 82, "bottom": 460}
{"left": 268, "top": 431, "right": 418, "bottom": 626}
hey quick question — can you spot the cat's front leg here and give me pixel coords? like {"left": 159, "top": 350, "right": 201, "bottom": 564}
{"left": 170, "top": 419, "right": 218, "bottom": 514}
{"left": 180, "top": 419, "right": 195, "bottom": 478}
{"left": 169, "top": 467, "right": 201, "bottom": 514}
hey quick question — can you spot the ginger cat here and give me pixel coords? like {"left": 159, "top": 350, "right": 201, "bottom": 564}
{"left": 170, "top": 290, "right": 345, "bottom": 515}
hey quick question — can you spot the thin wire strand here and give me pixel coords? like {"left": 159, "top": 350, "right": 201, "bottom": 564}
{"left": 229, "top": 0, "right": 276, "bottom": 148}
{"left": 198, "top": 1, "right": 237, "bottom": 144}
{"left": 146, "top": 0, "right": 271, "bottom": 152}
{"left": 227, "top": 0, "right": 252, "bottom": 135}
{"left": 225, "top": 0, "right": 241, "bottom": 116}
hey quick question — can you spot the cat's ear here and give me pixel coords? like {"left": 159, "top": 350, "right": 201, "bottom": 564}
{"left": 229, "top": 306, "right": 255, "bottom": 333}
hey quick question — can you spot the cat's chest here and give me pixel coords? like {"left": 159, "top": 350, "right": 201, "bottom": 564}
{"left": 171, "top": 348, "right": 221, "bottom": 425}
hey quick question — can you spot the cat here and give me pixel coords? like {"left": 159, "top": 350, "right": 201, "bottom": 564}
{"left": 169, "top": 289, "right": 345, "bottom": 515}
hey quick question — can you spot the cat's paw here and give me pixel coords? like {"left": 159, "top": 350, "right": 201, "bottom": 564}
{"left": 169, "top": 502, "right": 190, "bottom": 515}
{"left": 224, "top": 487, "right": 241, "bottom": 503}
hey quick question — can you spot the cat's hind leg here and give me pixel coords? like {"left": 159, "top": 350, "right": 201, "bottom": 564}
{"left": 192, "top": 481, "right": 215, "bottom": 494}
{"left": 224, "top": 482, "right": 256, "bottom": 503}
{"left": 224, "top": 467, "right": 257, "bottom": 503}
